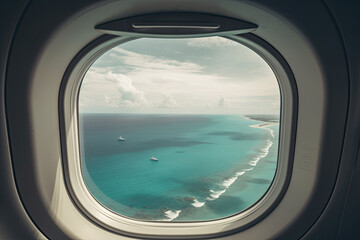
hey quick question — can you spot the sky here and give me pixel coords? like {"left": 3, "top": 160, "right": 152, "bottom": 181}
{"left": 79, "top": 37, "right": 280, "bottom": 114}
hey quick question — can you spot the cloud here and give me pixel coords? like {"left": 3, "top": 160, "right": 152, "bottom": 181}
{"left": 79, "top": 96, "right": 93, "bottom": 107}
{"left": 105, "top": 72, "right": 147, "bottom": 107}
{"left": 187, "top": 37, "right": 239, "bottom": 48}
{"left": 103, "top": 94, "right": 118, "bottom": 107}
{"left": 80, "top": 70, "right": 147, "bottom": 108}
{"left": 218, "top": 97, "right": 230, "bottom": 108}
{"left": 109, "top": 47, "right": 226, "bottom": 86}
{"left": 79, "top": 37, "right": 280, "bottom": 114}
{"left": 113, "top": 48, "right": 203, "bottom": 72}
{"left": 156, "top": 94, "right": 177, "bottom": 108}
{"left": 104, "top": 95, "right": 111, "bottom": 104}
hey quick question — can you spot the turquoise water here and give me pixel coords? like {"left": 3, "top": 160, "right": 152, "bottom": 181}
{"left": 79, "top": 114, "right": 279, "bottom": 221}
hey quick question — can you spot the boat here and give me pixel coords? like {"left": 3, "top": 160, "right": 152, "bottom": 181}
{"left": 150, "top": 156, "right": 159, "bottom": 161}
{"left": 118, "top": 136, "right": 126, "bottom": 141}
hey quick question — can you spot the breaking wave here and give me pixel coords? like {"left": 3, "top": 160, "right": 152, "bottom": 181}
{"left": 163, "top": 121, "right": 275, "bottom": 220}
{"left": 205, "top": 123, "right": 274, "bottom": 203}
{"left": 249, "top": 140, "right": 272, "bottom": 167}
{"left": 162, "top": 210, "right": 182, "bottom": 221}
{"left": 192, "top": 199, "right": 206, "bottom": 208}
{"left": 207, "top": 189, "right": 226, "bottom": 200}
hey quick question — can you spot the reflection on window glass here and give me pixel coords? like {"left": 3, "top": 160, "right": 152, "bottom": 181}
{"left": 78, "top": 37, "right": 280, "bottom": 221}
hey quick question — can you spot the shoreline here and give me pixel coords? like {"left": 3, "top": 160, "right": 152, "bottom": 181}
{"left": 244, "top": 114, "right": 279, "bottom": 123}
{"left": 249, "top": 122, "right": 278, "bottom": 129}
{"left": 249, "top": 122, "right": 276, "bottom": 139}
{"left": 243, "top": 114, "right": 279, "bottom": 130}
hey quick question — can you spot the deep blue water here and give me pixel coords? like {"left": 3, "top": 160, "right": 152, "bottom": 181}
{"left": 79, "top": 114, "right": 279, "bottom": 221}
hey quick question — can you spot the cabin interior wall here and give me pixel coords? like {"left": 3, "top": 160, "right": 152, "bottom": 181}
{"left": 0, "top": 0, "right": 359, "bottom": 239}
{"left": 0, "top": 0, "right": 46, "bottom": 239}
{"left": 303, "top": 1, "right": 360, "bottom": 239}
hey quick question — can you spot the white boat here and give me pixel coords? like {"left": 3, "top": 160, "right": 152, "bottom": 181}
{"left": 150, "top": 156, "right": 159, "bottom": 161}
{"left": 118, "top": 136, "right": 126, "bottom": 141}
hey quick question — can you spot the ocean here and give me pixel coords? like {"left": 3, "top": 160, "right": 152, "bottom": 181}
{"left": 79, "top": 114, "right": 279, "bottom": 222}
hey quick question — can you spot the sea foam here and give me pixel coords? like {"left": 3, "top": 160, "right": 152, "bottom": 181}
{"left": 207, "top": 125, "right": 274, "bottom": 202}
{"left": 222, "top": 171, "right": 245, "bottom": 188}
{"left": 162, "top": 210, "right": 181, "bottom": 221}
{"left": 207, "top": 189, "right": 226, "bottom": 200}
{"left": 222, "top": 176, "right": 238, "bottom": 188}
{"left": 207, "top": 169, "right": 249, "bottom": 201}
{"left": 249, "top": 140, "right": 273, "bottom": 167}
{"left": 236, "top": 171, "right": 246, "bottom": 176}
{"left": 192, "top": 199, "right": 206, "bottom": 208}
{"left": 268, "top": 128, "right": 275, "bottom": 139}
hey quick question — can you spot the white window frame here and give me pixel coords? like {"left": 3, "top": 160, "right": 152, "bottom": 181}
{"left": 59, "top": 33, "right": 297, "bottom": 238}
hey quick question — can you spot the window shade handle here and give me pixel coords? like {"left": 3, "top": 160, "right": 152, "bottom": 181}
{"left": 95, "top": 12, "right": 257, "bottom": 38}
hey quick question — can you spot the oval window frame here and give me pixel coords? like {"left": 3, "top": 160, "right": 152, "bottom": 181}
{"left": 59, "top": 31, "right": 297, "bottom": 238}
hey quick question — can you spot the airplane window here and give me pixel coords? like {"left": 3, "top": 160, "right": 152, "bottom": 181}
{"left": 78, "top": 36, "right": 280, "bottom": 222}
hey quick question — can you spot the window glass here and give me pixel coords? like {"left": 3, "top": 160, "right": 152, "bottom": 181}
{"left": 78, "top": 37, "right": 280, "bottom": 221}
